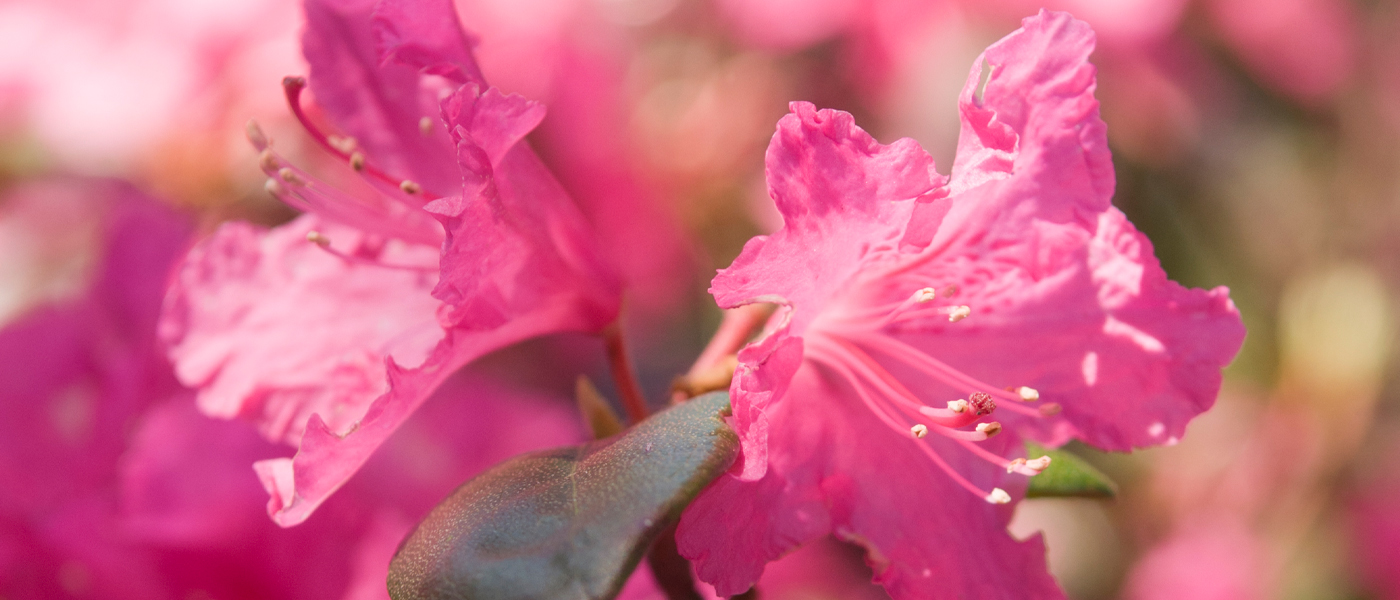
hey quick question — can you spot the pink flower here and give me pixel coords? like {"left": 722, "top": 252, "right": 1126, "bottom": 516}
{"left": 1348, "top": 443, "right": 1400, "bottom": 600}
{"left": 1122, "top": 518, "right": 1269, "bottom": 600}
{"left": 1204, "top": 0, "right": 1360, "bottom": 105}
{"left": 0, "top": 0, "right": 299, "bottom": 170}
{"left": 0, "top": 179, "right": 591, "bottom": 598}
{"left": 161, "top": 0, "right": 620, "bottom": 526}
{"left": 676, "top": 11, "right": 1244, "bottom": 598}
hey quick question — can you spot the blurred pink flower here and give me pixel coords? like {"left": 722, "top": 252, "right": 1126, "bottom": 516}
{"left": 1122, "top": 518, "right": 1269, "bottom": 600}
{"left": 1, "top": 183, "right": 192, "bottom": 597}
{"left": 1204, "top": 0, "right": 1359, "bottom": 105}
{"left": 161, "top": 0, "right": 621, "bottom": 527}
{"left": 711, "top": 0, "right": 1189, "bottom": 100}
{"left": 0, "top": 179, "right": 590, "bottom": 598}
{"left": 676, "top": 11, "right": 1243, "bottom": 598}
{"left": 0, "top": 0, "right": 299, "bottom": 170}
{"left": 1349, "top": 444, "right": 1400, "bottom": 600}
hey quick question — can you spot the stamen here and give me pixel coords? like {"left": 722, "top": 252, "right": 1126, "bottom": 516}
{"left": 1039, "top": 403, "right": 1062, "bottom": 416}
{"left": 1016, "top": 386, "right": 1040, "bottom": 402}
{"left": 245, "top": 119, "right": 269, "bottom": 150}
{"left": 823, "top": 358, "right": 1002, "bottom": 502}
{"left": 259, "top": 149, "right": 279, "bottom": 172}
{"left": 419, "top": 116, "right": 434, "bottom": 136}
{"left": 855, "top": 335, "right": 1043, "bottom": 417}
{"left": 975, "top": 422, "right": 1002, "bottom": 437}
{"left": 306, "top": 235, "right": 436, "bottom": 272}
{"left": 985, "top": 488, "right": 1011, "bottom": 504}
{"left": 947, "top": 399, "right": 968, "bottom": 413}
{"left": 278, "top": 167, "right": 305, "bottom": 185}
{"left": 350, "top": 152, "right": 366, "bottom": 171}
{"left": 400, "top": 180, "right": 421, "bottom": 194}
{"left": 808, "top": 338, "right": 978, "bottom": 428}
{"left": 931, "top": 426, "right": 995, "bottom": 442}
{"left": 874, "top": 287, "right": 941, "bottom": 328}
{"left": 910, "top": 424, "right": 928, "bottom": 438}
{"left": 264, "top": 178, "right": 285, "bottom": 197}
{"left": 948, "top": 305, "right": 971, "bottom": 322}
{"left": 281, "top": 75, "right": 442, "bottom": 201}
{"left": 1025, "top": 456, "right": 1051, "bottom": 473}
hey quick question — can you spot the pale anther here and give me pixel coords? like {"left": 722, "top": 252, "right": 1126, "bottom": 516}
{"left": 948, "top": 305, "right": 971, "bottom": 322}
{"left": 910, "top": 424, "right": 928, "bottom": 438}
{"left": 976, "top": 422, "right": 1002, "bottom": 437}
{"left": 947, "top": 399, "right": 968, "bottom": 413}
{"left": 1038, "top": 403, "right": 1062, "bottom": 416}
{"left": 245, "top": 119, "right": 268, "bottom": 149}
{"left": 914, "top": 287, "right": 937, "bottom": 302}
{"left": 1017, "top": 386, "right": 1040, "bottom": 402}
{"left": 1006, "top": 457, "right": 1026, "bottom": 473}
{"left": 400, "top": 180, "right": 421, "bottom": 194}
{"left": 419, "top": 116, "right": 434, "bottom": 135}
{"left": 259, "top": 149, "right": 278, "bottom": 172}
{"left": 1025, "top": 456, "right": 1052, "bottom": 473}
{"left": 306, "top": 231, "right": 331, "bottom": 247}
{"left": 263, "top": 178, "right": 285, "bottom": 197}
{"left": 349, "top": 152, "right": 366, "bottom": 171}
{"left": 277, "top": 167, "right": 304, "bottom": 185}
{"left": 985, "top": 488, "right": 1011, "bottom": 504}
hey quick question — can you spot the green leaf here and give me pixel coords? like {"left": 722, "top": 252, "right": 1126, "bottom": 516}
{"left": 388, "top": 392, "right": 738, "bottom": 600}
{"left": 1023, "top": 442, "right": 1118, "bottom": 499}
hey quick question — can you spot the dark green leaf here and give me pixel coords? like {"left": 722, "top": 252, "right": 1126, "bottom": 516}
{"left": 1024, "top": 442, "right": 1118, "bottom": 499}
{"left": 388, "top": 392, "right": 738, "bottom": 600}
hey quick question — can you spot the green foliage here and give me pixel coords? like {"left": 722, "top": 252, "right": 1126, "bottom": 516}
{"left": 1024, "top": 442, "right": 1118, "bottom": 499}
{"left": 388, "top": 392, "right": 738, "bottom": 600}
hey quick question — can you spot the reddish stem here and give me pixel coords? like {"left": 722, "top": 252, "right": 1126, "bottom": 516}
{"left": 604, "top": 322, "right": 650, "bottom": 424}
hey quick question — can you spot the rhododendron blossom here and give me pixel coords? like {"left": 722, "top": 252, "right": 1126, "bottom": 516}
{"left": 676, "top": 11, "right": 1245, "bottom": 598}
{"left": 161, "top": 0, "right": 619, "bottom": 526}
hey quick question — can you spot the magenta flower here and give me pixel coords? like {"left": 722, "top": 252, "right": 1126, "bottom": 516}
{"left": 0, "top": 179, "right": 595, "bottom": 599}
{"left": 1122, "top": 518, "right": 1269, "bottom": 600}
{"left": 1204, "top": 0, "right": 1359, "bottom": 105}
{"left": 676, "top": 10, "right": 1244, "bottom": 598}
{"left": 161, "top": 0, "right": 620, "bottom": 526}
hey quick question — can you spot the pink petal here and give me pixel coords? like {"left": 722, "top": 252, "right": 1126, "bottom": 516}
{"left": 302, "top": 0, "right": 463, "bottom": 194}
{"left": 428, "top": 83, "right": 620, "bottom": 332}
{"left": 161, "top": 215, "right": 443, "bottom": 446}
{"left": 711, "top": 101, "right": 943, "bottom": 333}
{"left": 726, "top": 322, "right": 805, "bottom": 481}
{"left": 372, "top": 0, "right": 484, "bottom": 84}
{"left": 896, "top": 11, "right": 1243, "bottom": 449}
{"left": 680, "top": 365, "right": 1062, "bottom": 599}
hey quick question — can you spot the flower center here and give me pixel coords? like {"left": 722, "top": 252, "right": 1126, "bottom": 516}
{"left": 805, "top": 286, "right": 1054, "bottom": 504}
{"left": 244, "top": 78, "right": 447, "bottom": 252}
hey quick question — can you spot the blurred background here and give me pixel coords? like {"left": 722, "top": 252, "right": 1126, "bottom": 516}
{"left": 2, "top": 0, "right": 1400, "bottom": 598}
